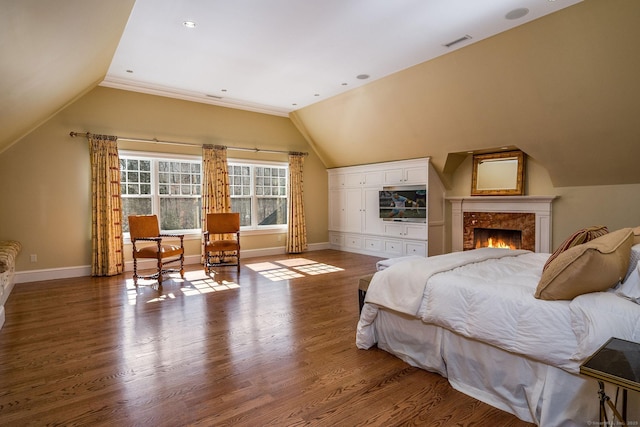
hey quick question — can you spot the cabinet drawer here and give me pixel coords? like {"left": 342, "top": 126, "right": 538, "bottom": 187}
{"left": 384, "top": 239, "right": 403, "bottom": 255}
{"left": 404, "top": 241, "right": 427, "bottom": 257}
{"left": 364, "top": 237, "right": 383, "bottom": 252}
{"left": 345, "top": 235, "right": 363, "bottom": 249}
{"left": 329, "top": 232, "right": 344, "bottom": 246}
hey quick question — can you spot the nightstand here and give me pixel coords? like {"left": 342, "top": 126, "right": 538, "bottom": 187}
{"left": 580, "top": 337, "right": 640, "bottom": 426}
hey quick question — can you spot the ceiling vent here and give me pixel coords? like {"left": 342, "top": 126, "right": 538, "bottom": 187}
{"left": 443, "top": 35, "right": 472, "bottom": 48}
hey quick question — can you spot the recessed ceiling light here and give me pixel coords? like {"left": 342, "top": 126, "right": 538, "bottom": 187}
{"left": 126, "top": 69, "right": 133, "bottom": 73}
{"left": 183, "top": 21, "right": 196, "bottom": 28}
{"left": 505, "top": 8, "right": 529, "bottom": 20}
{"left": 356, "top": 74, "right": 370, "bottom": 80}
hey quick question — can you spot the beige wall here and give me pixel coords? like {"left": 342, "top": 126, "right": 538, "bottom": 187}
{"left": 2, "top": 86, "right": 640, "bottom": 276}
{"left": 446, "top": 154, "right": 640, "bottom": 251}
{"left": 0, "top": 87, "right": 328, "bottom": 272}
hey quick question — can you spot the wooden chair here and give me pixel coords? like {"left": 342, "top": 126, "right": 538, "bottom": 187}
{"left": 128, "top": 215, "right": 185, "bottom": 286}
{"left": 204, "top": 213, "right": 241, "bottom": 273}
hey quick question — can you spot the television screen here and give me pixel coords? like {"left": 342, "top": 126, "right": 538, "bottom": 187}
{"left": 379, "top": 186, "right": 427, "bottom": 222}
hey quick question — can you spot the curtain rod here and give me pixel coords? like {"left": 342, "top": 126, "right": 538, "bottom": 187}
{"left": 69, "top": 131, "right": 307, "bottom": 156}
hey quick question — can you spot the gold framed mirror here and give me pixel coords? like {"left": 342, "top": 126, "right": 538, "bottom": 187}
{"left": 471, "top": 150, "right": 525, "bottom": 196}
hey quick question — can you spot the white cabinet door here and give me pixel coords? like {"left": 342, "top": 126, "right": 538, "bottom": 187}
{"left": 362, "top": 170, "right": 383, "bottom": 187}
{"left": 328, "top": 172, "right": 345, "bottom": 189}
{"left": 344, "top": 188, "right": 363, "bottom": 233}
{"left": 328, "top": 189, "right": 345, "bottom": 231}
{"left": 404, "top": 223, "right": 427, "bottom": 240}
{"left": 383, "top": 222, "right": 404, "bottom": 237}
{"left": 382, "top": 168, "right": 405, "bottom": 185}
{"left": 383, "top": 165, "right": 428, "bottom": 185}
{"left": 404, "top": 166, "right": 428, "bottom": 184}
{"left": 363, "top": 188, "right": 383, "bottom": 235}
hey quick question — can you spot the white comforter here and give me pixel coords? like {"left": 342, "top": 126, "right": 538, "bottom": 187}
{"left": 357, "top": 248, "right": 585, "bottom": 372}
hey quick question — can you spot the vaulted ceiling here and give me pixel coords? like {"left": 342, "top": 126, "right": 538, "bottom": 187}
{"left": 3, "top": 0, "right": 640, "bottom": 188}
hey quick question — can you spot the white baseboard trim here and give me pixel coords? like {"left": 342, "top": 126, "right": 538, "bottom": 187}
{"left": 15, "top": 242, "right": 331, "bottom": 284}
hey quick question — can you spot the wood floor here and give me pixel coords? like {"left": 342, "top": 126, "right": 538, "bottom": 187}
{"left": 0, "top": 250, "right": 534, "bottom": 426}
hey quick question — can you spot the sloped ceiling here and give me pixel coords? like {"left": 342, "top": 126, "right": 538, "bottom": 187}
{"left": 2, "top": 0, "right": 640, "bottom": 189}
{"left": 0, "top": 0, "right": 135, "bottom": 153}
{"left": 292, "top": 0, "right": 640, "bottom": 187}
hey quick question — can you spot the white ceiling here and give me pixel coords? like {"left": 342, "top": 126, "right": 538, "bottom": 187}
{"left": 102, "top": 0, "right": 582, "bottom": 116}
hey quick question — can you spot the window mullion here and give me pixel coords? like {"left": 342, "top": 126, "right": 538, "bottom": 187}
{"left": 251, "top": 166, "right": 257, "bottom": 228}
{"left": 152, "top": 159, "right": 161, "bottom": 224}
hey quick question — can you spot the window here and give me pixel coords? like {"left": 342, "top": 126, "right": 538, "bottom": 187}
{"left": 120, "top": 152, "right": 287, "bottom": 234}
{"left": 229, "top": 162, "right": 288, "bottom": 228}
{"left": 120, "top": 153, "right": 202, "bottom": 233}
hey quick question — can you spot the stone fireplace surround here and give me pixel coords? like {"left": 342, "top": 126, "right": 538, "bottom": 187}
{"left": 448, "top": 196, "right": 557, "bottom": 253}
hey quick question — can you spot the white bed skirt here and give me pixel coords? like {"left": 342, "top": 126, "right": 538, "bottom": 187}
{"left": 371, "top": 307, "right": 640, "bottom": 426}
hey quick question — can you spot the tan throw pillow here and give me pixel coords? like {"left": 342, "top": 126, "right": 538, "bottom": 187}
{"left": 633, "top": 226, "right": 640, "bottom": 245}
{"left": 535, "top": 228, "right": 634, "bottom": 300}
{"left": 543, "top": 225, "right": 609, "bottom": 271}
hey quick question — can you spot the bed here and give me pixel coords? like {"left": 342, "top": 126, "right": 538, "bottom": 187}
{"left": 356, "top": 227, "right": 640, "bottom": 426}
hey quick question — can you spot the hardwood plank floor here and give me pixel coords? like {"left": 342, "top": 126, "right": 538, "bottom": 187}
{"left": 0, "top": 250, "right": 533, "bottom": 426}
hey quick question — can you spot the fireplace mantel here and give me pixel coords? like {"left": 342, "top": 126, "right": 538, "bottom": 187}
{"left": 448, "top": 196, "right": 557, "bottom": 253}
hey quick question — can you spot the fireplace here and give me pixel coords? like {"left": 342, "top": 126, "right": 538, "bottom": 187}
{"left": 463, "top": 211, "right": 534, "bottom": 251}
{"left": 473, "top": 227, "right": 522, "bottom": 250}
{"left": 448, "top": 196, "right": 556, "bottom": 253}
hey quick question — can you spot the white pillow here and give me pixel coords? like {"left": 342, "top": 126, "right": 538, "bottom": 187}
{"left": 624, "top": 243, "right": 640, "bottom": 281}
{"left": 616, "top": 260, "right": 640, "bottom": 303}
{"left": 570, "top": 291, "right": 640, "bottom": 361}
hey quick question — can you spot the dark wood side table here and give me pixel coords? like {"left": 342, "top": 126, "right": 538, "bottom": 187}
{"left": 580, "top": 337, "right": 640, "bottom": 427}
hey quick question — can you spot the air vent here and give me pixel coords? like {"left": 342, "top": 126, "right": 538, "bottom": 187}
{"left": 443, "top": 35, "right": 472, "bottom": 48}
{"left": 205, "top": 94, "right": 223, "bottom": 99}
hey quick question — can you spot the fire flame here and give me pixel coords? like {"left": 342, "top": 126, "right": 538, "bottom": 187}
{"left": 476, "top": 237, "right": 517, "bottom": 250}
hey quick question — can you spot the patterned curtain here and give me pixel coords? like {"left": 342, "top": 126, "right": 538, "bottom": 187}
{"left": 89, "top": 134, "right": 124, "bottom": 276}
{"left": 201, "top": 145, "right": 231, "bottom": 261}
{"left": 286, "top": 152, "right": 307, "bottom": 253}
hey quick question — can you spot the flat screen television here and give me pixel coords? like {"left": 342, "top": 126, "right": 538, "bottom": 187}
{"left": 379, "top": 185, "right": 427, "bottom": 222}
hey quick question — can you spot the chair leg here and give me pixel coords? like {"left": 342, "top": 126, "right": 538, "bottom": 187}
{"left": 133, "top": 257, "right": 139, "bottom": 286}
{"left": 157, "top": 257, "right": 163, "bottom": 285}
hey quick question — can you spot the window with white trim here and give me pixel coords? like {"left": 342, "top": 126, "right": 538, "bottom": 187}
{"left": 119, "top": 152, "right": 287, "bottom": 234}
{"left": 229, "top": 162, "right": 288, "bottom": 228}
{"left": 120, "top": 153, "right": 202, "bottom": 234}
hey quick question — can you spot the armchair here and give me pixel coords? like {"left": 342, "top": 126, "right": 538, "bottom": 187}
{"left": 129, "top": 215, "right": 185, "bottom": 286}
{"left": 204, "top": 213, "right": 241, "bottom": 273}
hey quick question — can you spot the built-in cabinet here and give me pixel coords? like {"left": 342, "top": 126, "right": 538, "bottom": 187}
{"left": 328, "top": 158, "right": 445, "bottom": 259}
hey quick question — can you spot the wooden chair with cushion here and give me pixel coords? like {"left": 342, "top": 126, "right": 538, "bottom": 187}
{"left": 128, "top": 214, "right": 185, "bottom": 286}
{"left": 204, "top": 212, "right": 241, "bottom": 273}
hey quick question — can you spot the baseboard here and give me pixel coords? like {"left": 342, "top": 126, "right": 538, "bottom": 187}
{"left": 15, "top": 242, "right": 331, "bottom": 284}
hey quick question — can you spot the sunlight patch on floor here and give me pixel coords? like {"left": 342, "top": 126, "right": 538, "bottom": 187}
{"left": 273, "top": 258, "right": 317, "bottom": 267}
{"left": 244, "top": 258, "right": 344, "bottom": 281}
{"left": 259, "top": 268, "right": 305, "bottom": 281}
{"left": 245, "top": 262, "right": 281, "bottom": 272}
{"left": 125, "top": 271, "right": 239, "bottom": 305}
{"left": 293, "top": 262, "right": 344, "bottom": 275}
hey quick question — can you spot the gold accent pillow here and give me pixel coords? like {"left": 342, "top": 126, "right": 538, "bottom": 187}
{"left": 543, "top": 225, "right": 609, "bottom": 271}
{"left": 633, "top": 226, "right": 640, "bottom": 245}
{"left": 535, "top": 228, "right": 633, "bottom": 300}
